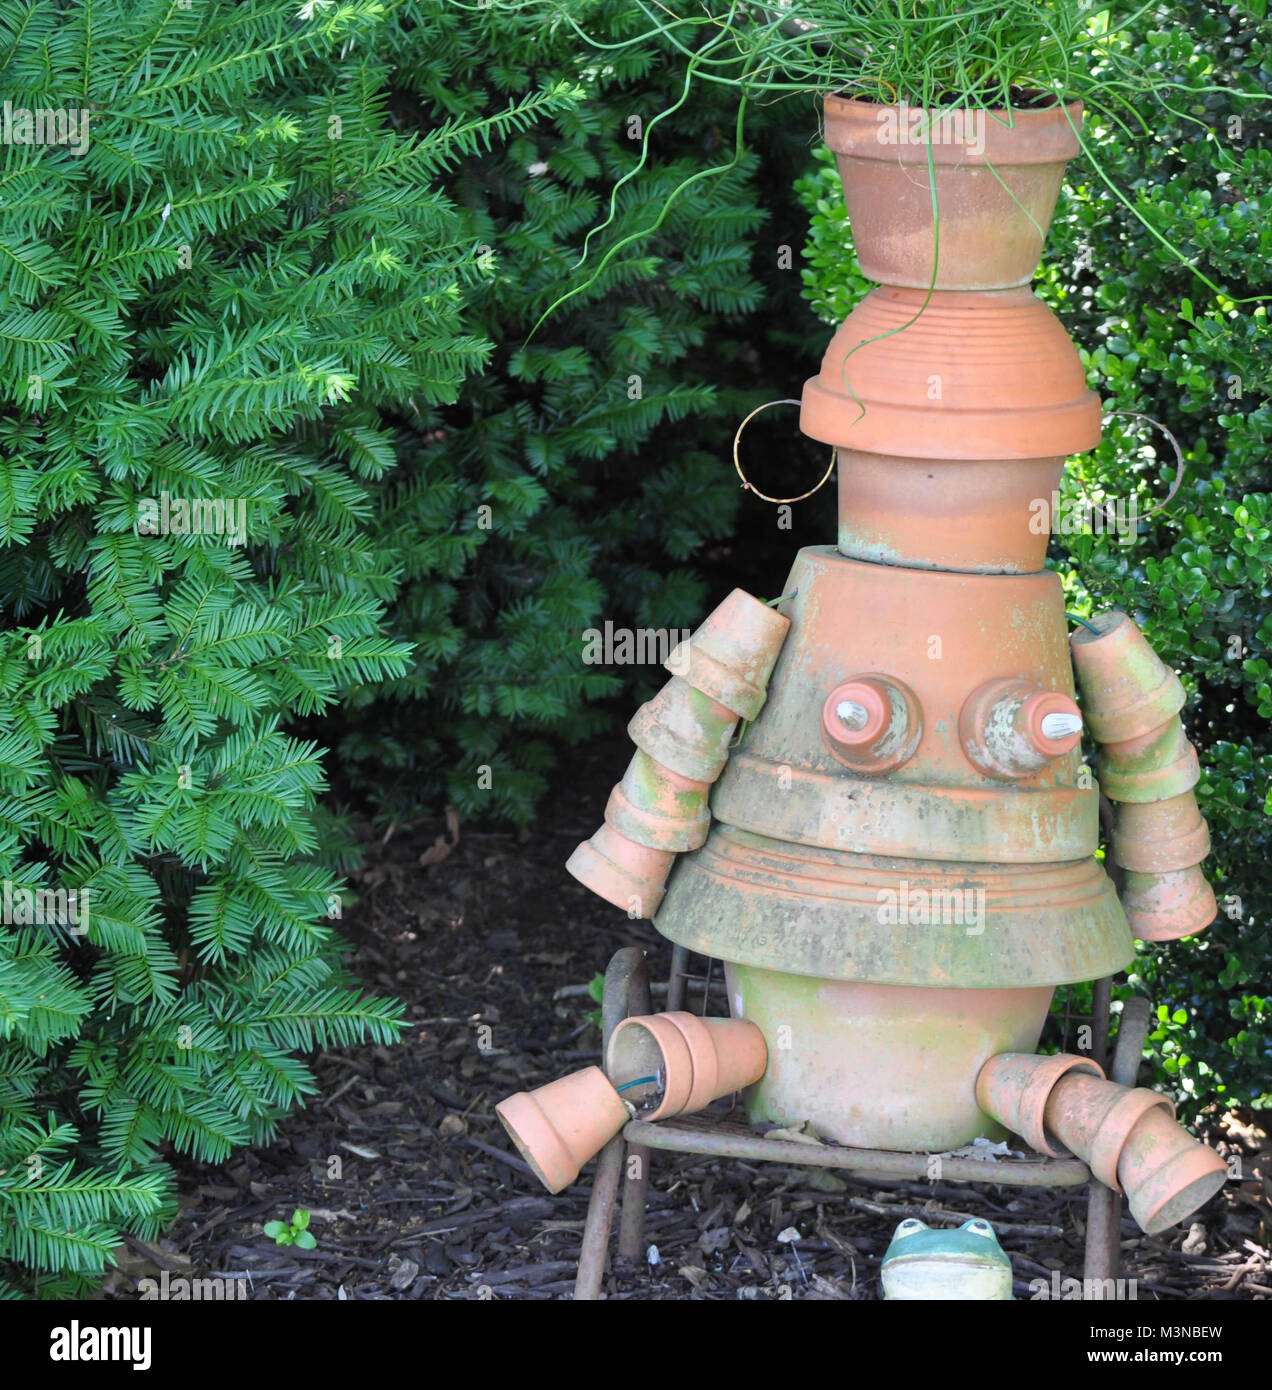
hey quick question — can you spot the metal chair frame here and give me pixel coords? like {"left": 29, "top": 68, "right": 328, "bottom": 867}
{"left": 574, "top": 945, "right": 1150, "bottom": 1301}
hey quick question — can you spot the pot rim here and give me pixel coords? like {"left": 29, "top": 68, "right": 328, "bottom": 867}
{"left": 824, "top": 91, "right": 1083, "bottom": 165}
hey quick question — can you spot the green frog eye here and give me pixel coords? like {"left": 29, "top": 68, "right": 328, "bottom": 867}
{"left": 960, "top": 1219, "right": 995, "bottom": 1238}
{"left": 894, "top": 1219, "right": 927, "bottom": 1238}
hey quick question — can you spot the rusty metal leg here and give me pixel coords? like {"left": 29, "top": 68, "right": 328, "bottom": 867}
{"left": 1089, "top": 976, "right": 1112, "bottom": 1075}
{"left": 1083, "top": 995, "right": 1152, "bottom": 1293}
{"left": 574, "top": 1135, "right": 624, "bottom": 1300}
{"left": 1084, "top": 1181, "right": 1122, "bottom": 1287}
{"left": 615, "top": 950, "right": 653, "bottom": 1265}
{"left": 666, "top": 944, "right": 690, "bottom": 1013}
{"left": 1110, "top": 998, "right": 1151, "bottom": 1089}
{"left": 617, "top": 1139, "right": 650, "bottom": 1264}
{"left": 619, "top": 945, "right": 692, "bottom": 1265}
{"left": 575, "top": 948, "right": 651, "bottom": 1298}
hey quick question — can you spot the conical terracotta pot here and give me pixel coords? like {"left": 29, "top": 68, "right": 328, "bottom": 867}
{"left": 495, "top": 1066, "right": 629, "bottom": 1194}
{"left": 820, "top": 673, "right": 922, "bottom": 773}
{"left": 1042, "top": 1071, "right": 1174, "bottom": 1188}
{"left": 836, "top": 450, "right": 1065, "bottom": 574}
{"left": 566, "top": 822, "right": 674, "bottom": 919}
{"left": 1069, "top": 611, "right": 1186, "bottom": 743}
{"left": 733, "top": 969, "right": 1056, "bottom": 1151}
{"left": 800, "top": 287, "right": 1101, "bottom": 460}
{"left": 667, "top": 832, "right": 1131, "bottom": 991}
{"left": 1115, "top": 1104, "right": 1228, "bottom": 1235}
{"left": 975, "top": 1052, "right": 1105, "bottom": 1156}
{"left": 604, "top": 748, "right": 711, "bottom": 853}
{"left": 824, "top": 94, "right": 1083, "bottom": 290}
{"left": 1110, "top": 791, "right": 1210, "bottom": 874}
{"left": 1121, "top": 867, "right": 1218, "bottom": 942}
{"left": 606, "top": 1011, "right": 767, "bottom": 1122}
{"left": 667, "top": 588, "right": 790, "bottom": 722}
{"left": 958, "top": 677, "right": 1083, "bottom": 781}
{"left": 628, "top": 676, "right": 737, "bottom": 783}
{"left": 1097, "top": 719, "right": 1200, "bottom": 804}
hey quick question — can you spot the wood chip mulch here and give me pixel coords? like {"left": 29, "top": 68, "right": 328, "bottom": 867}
{"left": 102, "top": 730, "right": 1271, "bottom": 1301}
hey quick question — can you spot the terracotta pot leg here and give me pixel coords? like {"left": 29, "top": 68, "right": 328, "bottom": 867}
{"left": 1082, "top": 997, "right": 1153, "bottom": 1293}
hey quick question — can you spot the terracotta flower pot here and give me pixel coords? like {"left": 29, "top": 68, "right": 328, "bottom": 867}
{"left": 958, "top": 677, "right": 1083, "bottom": 781}
{"left": 628, "top": 675, "right": 738, "bottom": 783}
{"left": 603, "top": 748, "right": 711, "bottom": 853}
{"left": 1069, "top": 611, "right": 1186, "bottom": 743}
{"left": 698, "top": 546, "right": 1106, "bottom": 864}
{"left": 1109, "top": 791, "right": 1210, "bottom": 874}
{"left": 1097, "top": 719, "right": 1200, "bottom": 804}
{"left": 738, "top": 970, "right": 1055, "bottom": 1151}
{"left": 836, "top": 451, "right": 1065, "bottom": 575}
{"left": 820, "top": 673, "right": 922, "bottom": 774}
{"left": 495, "top": 1066, "right": 629, "bottom": 1195}
{"left": 667, "top": 588, "right": 791, "bottom": 721}
{"left": 824, "top": 94, "right": 1083, "bottom": 290}
{"left": 1115, "top": 1104, "right": 1229, "bottom": 1235}
{"left": 667, "top": 833, "right": 1129, "bottom": 993}
{"left": 1120, "top": 867, "right": 1218, "bottom": 942}
{"left": 800, "top": 287, "right": 1101, "bottom": 460}
{"left": 1042, "top": 1071, "right": 1174, "bottom": 1188}
{"left": 987, "top": 1065, "right": 1224, "bottom": 1233}
{"left": 606, "top": 1011, "right": 767, "bottom": 1122}
{"left": 975, "top": 1052, "right": 1104, "bottom": 1156}
{"left": 566, "top": 822, "right": 674, "bottom": 920}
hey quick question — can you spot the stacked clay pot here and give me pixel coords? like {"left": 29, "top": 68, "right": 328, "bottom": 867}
{"left": 566, "top": 589, "right": 789, "bottom": 919}
{"left": 518, "top": 93, "right": 1225, "bottom": 1239}
{"left": 649, "top": 93, "right": 1223, "bottom": 1231}
{"left": 496, "top": 1014, "right": 767, "bottom": 1194}
{"left": 978, "top": 1053, "right": 1227, "bottom": 1234}
{"left": 654, "top": 97, "right": 1139, "bottom": 1153}
{"left": 606, "top": 1012, "right": 768, "bottom": 1123}
{"left": 1070, "top": 611, "right": 1217, "bottom": 940}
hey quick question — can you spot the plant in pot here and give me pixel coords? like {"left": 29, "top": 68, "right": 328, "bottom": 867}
{"left": 530, "top": 0, "right": 1265, "bottom": 318}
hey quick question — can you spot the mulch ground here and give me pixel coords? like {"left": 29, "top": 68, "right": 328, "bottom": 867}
{"left": 104, "top": 729, "right": 1271, "bottom": 1302}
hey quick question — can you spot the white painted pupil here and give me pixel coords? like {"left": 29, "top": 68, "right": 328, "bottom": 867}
{"left": 1040, "top": 712, "right": 1083, "bottom": 740}
{"left": 837, "top": 700, "right": 869, "bottom": 730}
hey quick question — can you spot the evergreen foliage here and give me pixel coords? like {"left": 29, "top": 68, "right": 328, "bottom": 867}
{"left": 336, "top": 1, "right": 778, "bottom": 823}
{"left": 5, "top": 0, "right": 1257, "bottom": 1294}
{"left": 0, "top": 0, "right": 574, "bottom": 1294}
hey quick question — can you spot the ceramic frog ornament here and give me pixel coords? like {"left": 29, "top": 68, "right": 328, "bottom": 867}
{"left": 881, "top": 1217, "right": 1013, "bottom": 1300}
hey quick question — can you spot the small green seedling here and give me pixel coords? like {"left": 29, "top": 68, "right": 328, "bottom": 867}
{"left": 264, "top": 1209, "right": 316, "bottom": 1249}
{"left": 585, "top": 972, "right": 604, "bottom": 1029}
